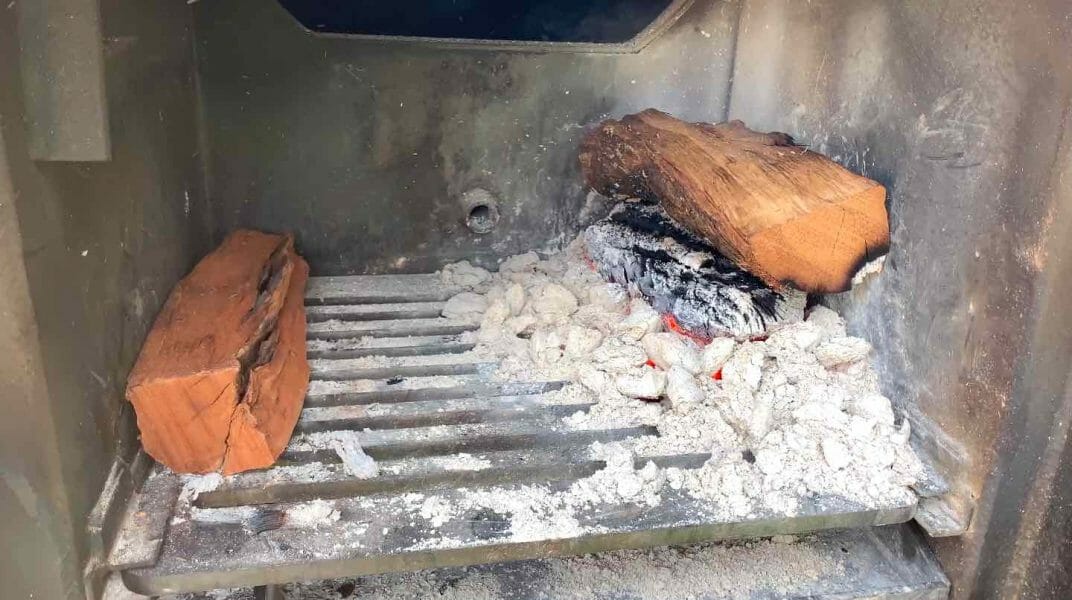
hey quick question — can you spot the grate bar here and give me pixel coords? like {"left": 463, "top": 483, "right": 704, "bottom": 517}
{"left": 283, "top": 423, "right": 659, "bottom": 462}
{"left": 308, "top": 317, "right": 477, "bottom": 340}
{"left": 295, "top": 394, "right": 592, "bottom": 433}
{"left": 308, "top": 336, "right": 475, "bottom": 360}
{"left": 309, "top": 353, "right": 495, "bottom": 381}
{"left": 311, "top": 361, "right": 494, "bottom": 381}
{"left": 195, "top": 451, "right": 709, "bottom": 509}
{"left": 305, "top": 274, "right": 459, "bottom": 305}
{"left": 305, "top": 376, "right": 565, "bottom": 407}
{"left": 125, "top": 480, "right": 917, "bottom": 596}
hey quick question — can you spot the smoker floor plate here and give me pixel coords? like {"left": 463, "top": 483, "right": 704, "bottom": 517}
{"left": 117, "top": 274, "right": 931, "bottom": 596}
{"left": 161, "top": 525, "right": 950, "bottom": 600}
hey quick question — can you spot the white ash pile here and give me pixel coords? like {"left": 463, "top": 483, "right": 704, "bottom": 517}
{"left": 583, "top": 201, "right": 806, "bottom": 339}
{"left": 439, "top": 233, "right": 924, "bottom": 518}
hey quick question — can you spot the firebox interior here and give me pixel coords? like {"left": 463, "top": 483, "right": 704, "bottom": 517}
{"left": 2, "top": 1, "right": 1072, "bottom": 599}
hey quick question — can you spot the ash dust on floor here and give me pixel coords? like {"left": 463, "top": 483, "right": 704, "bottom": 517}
{"left": 164, "top": 532, "right": 847, "bottom": 600}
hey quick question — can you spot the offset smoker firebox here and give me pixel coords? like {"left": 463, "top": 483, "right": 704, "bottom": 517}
{"left": 2, "top": 2, "right": 1072, "bottom": 600}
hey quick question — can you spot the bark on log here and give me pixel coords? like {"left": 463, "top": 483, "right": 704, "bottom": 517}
{"left": 579, "top": 109, "right": 889, "bottom": 293}
{"left": 126, "top": 230, "right": 309, "bottom": 474}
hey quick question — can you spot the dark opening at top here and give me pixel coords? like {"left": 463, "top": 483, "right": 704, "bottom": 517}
{"left": 278, "top": 0, "right": 676, "bottom": 43}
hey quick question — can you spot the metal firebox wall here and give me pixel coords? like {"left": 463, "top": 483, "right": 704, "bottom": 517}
{"left": 725, "top": 2, "right": 1072, "bottom": 598}
{"left": 192, "top": 0, "right": 737, "bottom": 274}
{"left": 0, "top": 1, "right": 212, "bottom": 598}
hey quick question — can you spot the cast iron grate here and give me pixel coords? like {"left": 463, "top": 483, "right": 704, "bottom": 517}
{"left": 103, "top": 273, "right": 947, "bottom": 597}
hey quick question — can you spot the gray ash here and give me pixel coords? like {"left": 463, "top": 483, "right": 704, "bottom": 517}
{"left": 583, "top": 202, "right": 804, "bottom": 339}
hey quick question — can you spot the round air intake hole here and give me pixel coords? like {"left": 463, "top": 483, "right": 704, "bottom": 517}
{"left": 467, "top": 204, "right": 494, "bottom": 232}
{"left": 460, "top": 188, "right": 500, "bottom": 234}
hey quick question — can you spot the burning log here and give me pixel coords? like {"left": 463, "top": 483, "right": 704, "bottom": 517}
{"left": 579, "top": 109, "right": 889, "bottom": 293}
{"left": 583, "top": 202, "right": 804, "bottom": 339}
{"left": 126, "top": 231, "right": 310, "bottom": 474}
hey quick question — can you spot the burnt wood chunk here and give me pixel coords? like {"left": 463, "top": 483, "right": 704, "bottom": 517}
{"left": 126, "top": 230, "right": 310, "bottom": 474}
{"left": 584, "top": 202, "right": 805, "bottom": 339}
{"left": 579, "top": 109, "right": 889, "bottom": 293}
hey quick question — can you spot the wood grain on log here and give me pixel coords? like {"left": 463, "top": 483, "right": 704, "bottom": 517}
{"left": 579, "top": 109, "right": 889, "bottom": 293}
{"left": 126, "top": 230, "right": 309, "bottom": 474}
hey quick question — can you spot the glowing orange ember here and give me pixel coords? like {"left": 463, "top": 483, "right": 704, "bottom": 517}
{"left": 663, "top": 314, "right": 684, "bottom": 334}
{"left": 712, "top": 369, "right": 723, "bottom": 381}
{"left": 660, "top": 313, "right": 710, "bottom": 344}
{"left": 645, "top": 359, "right": 656, "bottom": 368}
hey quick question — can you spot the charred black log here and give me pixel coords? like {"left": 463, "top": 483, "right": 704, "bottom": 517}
{"left": 583, "top": 202, "right": 805, "bottom": 339}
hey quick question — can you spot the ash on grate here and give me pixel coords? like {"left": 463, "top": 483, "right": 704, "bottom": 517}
{"left": 161, "top": 234, "right": 924, "bottom": 580}
{"left": 583, "top": 201, "right": 805, "bottom": 340}
{"left": 435, "top": 232, "right": 923, "bottom": 518}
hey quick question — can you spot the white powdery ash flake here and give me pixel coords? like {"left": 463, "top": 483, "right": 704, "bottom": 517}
{"left": 265, "top": 461, "right": 335, "bottom": 481}
{"left": 179, "top": 471, "right": 223, "bottom": 500}
{"left": 286, "top": 499, "right": 340, "bottom": 528}
{"left": 330, "top": 430, "right": 380, "bottom": 478}
{"left": 418, "top": 495, "right": 456, "bottom": 527}
{"left": 422, "top": 453, "right": 493, "bottom": 471}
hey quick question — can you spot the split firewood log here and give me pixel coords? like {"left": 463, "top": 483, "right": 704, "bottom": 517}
{"left": 126, "top": 230, "right": 309, "bottom": 474}
{"left": 579, "top": 109, "right": 889, "bottom": 293}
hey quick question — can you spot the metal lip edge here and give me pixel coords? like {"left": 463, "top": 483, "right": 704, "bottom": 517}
{"left": 121, "top": 501, "right": 914, "bottom": 596}
{"left": 83, "top": 450, "right": 154, "bottom": 600}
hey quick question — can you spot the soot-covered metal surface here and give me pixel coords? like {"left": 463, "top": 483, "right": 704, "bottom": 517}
{"left": 724, "top": 2, "right": 1072, "bottom": 598}
{"left": 0, "top": 1, "right": 212, "bottom": 598}
{"left": 193, "top": 0, "right": 737, "bottom": 273}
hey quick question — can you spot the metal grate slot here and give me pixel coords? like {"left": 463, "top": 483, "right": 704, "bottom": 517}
{"left": 293, "top": 396, "right": 595, "bottom": 433}
{"left": 305, "top": 301, "right": 447, "bottom": 322}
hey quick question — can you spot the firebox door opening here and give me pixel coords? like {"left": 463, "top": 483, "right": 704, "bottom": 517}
{"left": 277, "top": 0, "right": 677, "bottom": 43}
